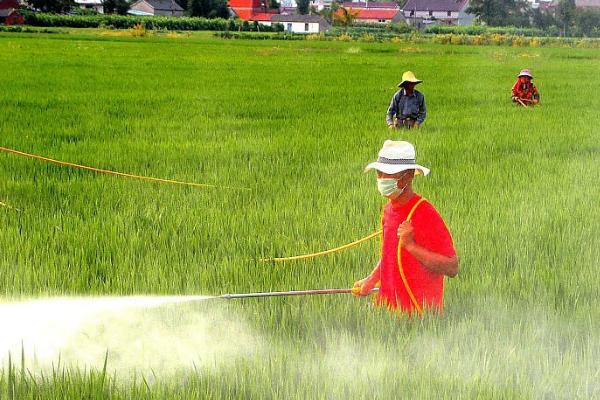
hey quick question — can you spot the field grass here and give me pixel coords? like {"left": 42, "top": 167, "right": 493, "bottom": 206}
{"left": 1, "top": 30, "right": 599, "bottom": 398}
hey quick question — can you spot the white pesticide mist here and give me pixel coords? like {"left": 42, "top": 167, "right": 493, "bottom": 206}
{"left": 304, "top": 298, "right": 600, "bottom": 398}
{"left": 0, "top": 296, "right": 263, "bottom": 378}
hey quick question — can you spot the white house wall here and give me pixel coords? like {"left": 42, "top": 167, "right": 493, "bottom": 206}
{"left": 358, "top": 18, "right": 392, "bottom": 23}
{"left": 281, "top": 21, "right": 320, "bottom": 33}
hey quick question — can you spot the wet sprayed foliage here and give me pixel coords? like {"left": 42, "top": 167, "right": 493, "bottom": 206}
{"left": 0, "top": 32, "right": 599, "bottom": 399}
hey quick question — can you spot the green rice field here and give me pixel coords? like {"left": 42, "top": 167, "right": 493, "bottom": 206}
{"left": 1, "top": 30, "right": 599, "bottom": 398}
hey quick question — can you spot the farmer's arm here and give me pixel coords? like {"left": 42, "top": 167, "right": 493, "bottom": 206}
{"left": 353, "top": 260, "right": 381, "bottom": 296}
{"left": 511, "top": 82, "right": 523, "bottom": 102}
{"left": 386, "top": 93, "right": 398, "bottom": 127}
{"left": 398, "top": 220, "right": 459, "bottom": 278}
{"left": 404, "top": 241, "right": 458, "bottom": 277}
{"left": 415, "top": 94, "right": 426, "bottom": 126}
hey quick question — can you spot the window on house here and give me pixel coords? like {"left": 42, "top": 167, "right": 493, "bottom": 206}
{"left": 410, "top": 10, "right": 414, "bottom": 16}
{"left": 379, "top": 19, "right": 385, "bottom": 22}
{"left": 428, "top": 10, "right": 432, "bottom": 16}
{"left": 287, "top": 23, "right": 292, "bottom": 32}
{"left": 305, "top": 23, "right": 309, "bottom": 31}
{"left": 447, "top": 11, "right": 451, "bottom": 16}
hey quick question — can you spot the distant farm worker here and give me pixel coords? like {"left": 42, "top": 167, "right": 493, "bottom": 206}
{"left": 386, "top": 71, "right": 427, "bottom": 129}
{"left": 512, "top": 69, "right": 540, "bottom": 106}
{"left": 353, "top": 140, "right": 458, "bottom": 315}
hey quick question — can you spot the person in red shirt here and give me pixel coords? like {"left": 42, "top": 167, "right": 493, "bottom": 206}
{"left": 353, "top": 140, "right": 459, "bottom": 315}
{"left": 512, "top": 69, "right": 540, "bottom": 106}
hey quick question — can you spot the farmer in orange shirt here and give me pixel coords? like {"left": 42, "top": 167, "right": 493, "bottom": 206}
{"left": 512, "top": 69, "right": 540, "bottom": 106}
{"left": 353, "top": 140, "right": 458, "bottom": 315}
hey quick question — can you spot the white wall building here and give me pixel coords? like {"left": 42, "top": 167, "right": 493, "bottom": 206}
{"left": 270, "top": 14, "right": 331, "bottom": 33}
{"left": 75, "top": 0, "right": 104, "bottom": 13}
{"left": 402, "top": 0, "right": 475, "bottom": 25}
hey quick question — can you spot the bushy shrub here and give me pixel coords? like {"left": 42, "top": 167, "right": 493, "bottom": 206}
{"left": 337, "top": 32, "right": 352, "bottom": 41}
{"left": 529, "top": 37, "right": 541, "bottom": 47}
{"left": 360, "top": 33, "right": 375, "bottom": 42}
{"left": 512, "top": 35, "right": 525, "bottom": 47}
{"left": 305, "top": 33, "right": 324, "bottom": 41}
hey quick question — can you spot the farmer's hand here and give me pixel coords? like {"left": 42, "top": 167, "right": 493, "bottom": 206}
{"left": 352, "top": 276, "right": 377, "bottom": 297}
{"left": 397, "top": 221, "right": 415, "bottom": 248}
{"left": 388, "top": 124, "right": 396, "bottom": 129}
{"left": 413, "top": 122, "right": 420, "bottom": 128}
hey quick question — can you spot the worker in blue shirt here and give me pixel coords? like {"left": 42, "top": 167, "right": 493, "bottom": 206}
{"left": 386, "top": 71, "right": 426, "bottom": 129}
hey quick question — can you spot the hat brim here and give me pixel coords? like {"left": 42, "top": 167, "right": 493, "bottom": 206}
{"left": 398, "top": 80, "right": 423, "bottom": 87}
{"left": 518, "top": 73, "right": 533, "bottom": 78}
{"left": 364, "top": 162, "right": 430, "bottom": 176}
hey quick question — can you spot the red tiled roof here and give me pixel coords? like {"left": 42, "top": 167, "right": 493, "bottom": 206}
{"left": 355, "top": 9, "right": 398, "bottom": 19}
{"left": 0, "top": 0, "right": 19, "bottom": 9}
{"left": 229, "top": 0, "right": 261, "bottom": 8}
{"left": 342, "top": 2, "right": 399, "bottom": 9}
{"left": 231, "top": 8, "right": 277, "bottom": 20}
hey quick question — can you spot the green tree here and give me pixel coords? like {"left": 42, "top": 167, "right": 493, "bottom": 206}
{"left": 466, "top": 0, "right": 531, "bottom": 27}
{"left": 296, "top": 0, "right": 310, "bottom": 15}
{"left": 28, "top": 0, "right": 76, "bottom": 13}
{"left": 102, "top": 0, "right": 130, "bottom": 14}
{"left": 320, "top": 0, "right": 339, "bottom": 23}
{"left": 175, "top": 0, "right": 188, "bottom": 10}
{"left": 189, "top": 0, "right": 228, "bottom": 18}
{"left": 333, "top": 6, "right": 359, "bottom": 26}
{"left": 574, "top": 8, "right": 600, "bottom": 37}
{"left": 531, "top": 8, "right": 557, "bottom": 30}
{"left": 556, "top": 0, "right": 576, "bottom": 35}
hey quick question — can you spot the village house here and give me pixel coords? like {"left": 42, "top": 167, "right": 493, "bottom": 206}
{"left": 229, "top": 0, "right": 278, "bottom": 22}
{"left": 339, "top": 2, "right": 402, "bottom": 24}
{"left": 229, "top": 0, "right": 330, "bottom": 32}
{"left": 0, "top": 0, "right": 23, "bottom": 25}
{"left": 74, "top": 0, "right": 104, "bottom": 13}
{"left": 271, "top": 14, "right": 330, "bottom": 33}
{"left": 129, "top": 0, "right": 184, "bottom": 16}
{"left": 401, "top": 0, "right": 474, "bottom": 26}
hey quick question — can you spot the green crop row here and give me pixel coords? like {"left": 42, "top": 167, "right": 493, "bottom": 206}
{"left": 424, "top": 24, "right": 551, "bottom": 37}
{"left": 220, "top": 29, "right": 600, "bottom": 48}
{"left": 23, "top": 12, "right": 283, "bottom": 32}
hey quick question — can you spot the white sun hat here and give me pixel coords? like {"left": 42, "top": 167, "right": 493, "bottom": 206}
{"left": 364, "top": 140, "right": 430, "bottom": 176}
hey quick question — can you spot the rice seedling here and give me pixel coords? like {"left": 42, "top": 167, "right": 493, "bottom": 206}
{"left": 0, "top": 30, "right": 598, "bottom": 398}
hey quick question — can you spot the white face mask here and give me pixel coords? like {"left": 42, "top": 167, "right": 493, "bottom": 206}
{"left": 377, "top": 178, "right": 407, "bottom": 198}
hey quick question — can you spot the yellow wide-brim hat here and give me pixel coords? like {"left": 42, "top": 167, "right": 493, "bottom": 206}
{"left": 397, "top": 71, "right": 423, "bottom": 87}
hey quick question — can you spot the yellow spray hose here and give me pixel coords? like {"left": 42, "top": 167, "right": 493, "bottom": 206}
{"left": 261, "top": 198, "right": 426, "bottom": 316}
{"left": 260, "top": 230, "right": 382, "bottom": 262}
{"left": 397, "top": 198, "right": 426, "bottom": 317}
{"left": 0, "top": 146, "right": 250, "bottom": 191}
